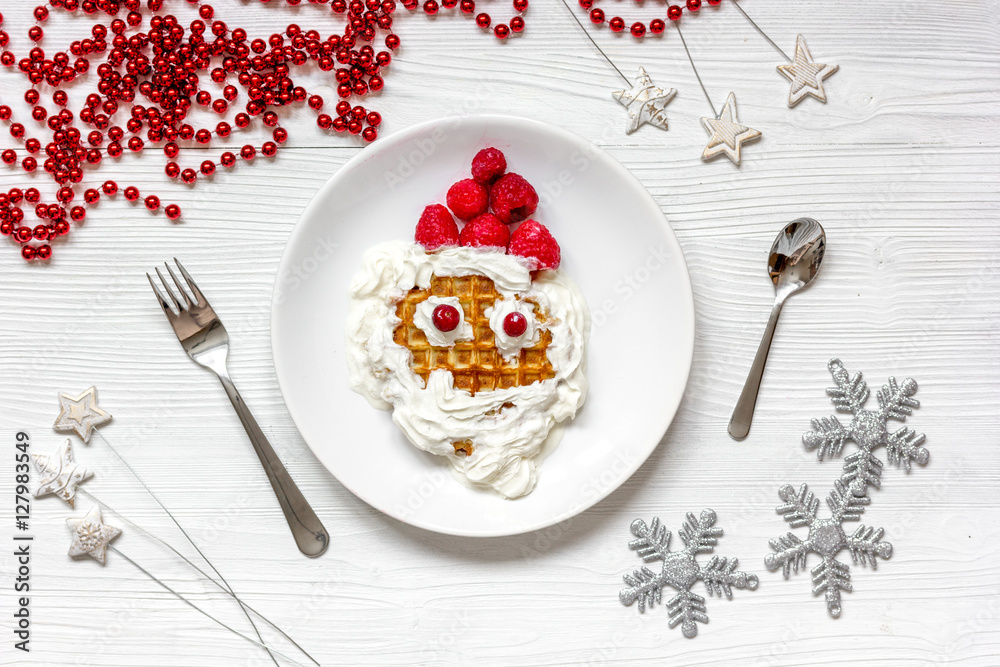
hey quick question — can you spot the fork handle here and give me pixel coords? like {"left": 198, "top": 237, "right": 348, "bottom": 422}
{"left": 217, "top": 374, "right": 330, "bottom": 557}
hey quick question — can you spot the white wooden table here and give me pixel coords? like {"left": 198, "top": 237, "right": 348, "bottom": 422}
{"left": 2, "top": 1, "right": 998, "bottom": 665}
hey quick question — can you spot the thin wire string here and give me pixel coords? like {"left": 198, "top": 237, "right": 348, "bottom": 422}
{"left": 674, "top": 24, "right": 717, "bottom": 117}
{"left": 730, "top": 0, "right": 790, "bottom": 61}
{"left": 77, "top": 487, "right": 319, "bottom": 667}
{"left": 558, "top": 0, "right": 632, "bottom": 85}
{"left": 94, "top": 431, "right": 287, "bottom": 667}
{"left": 108, "top": 546, "right": 310, "bottom": 667}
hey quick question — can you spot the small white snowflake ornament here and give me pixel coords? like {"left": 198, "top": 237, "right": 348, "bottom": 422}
{"left": 53, "top": 386, "right": 112, "bottom": 443}
{"left": 803, "top": 359, "right": 928, "bottom": 497}
{"left": 764, "top": 480, "right": 891, "bottom": 618}
{"left": 618, "top": 510, "right": 758, "bottom": 638}
{"left": 66, "top": 505, "right": 121, "bottom": 566}
{"left": 32, "top": 439, "right": 93, "bottom": 507}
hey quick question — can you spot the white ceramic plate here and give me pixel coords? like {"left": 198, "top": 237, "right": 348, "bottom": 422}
{"left": 271, "top": 115, "right": 694, "bottom": 537}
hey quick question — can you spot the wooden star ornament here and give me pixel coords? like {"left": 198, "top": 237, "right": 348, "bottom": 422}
{"left": 613, "top": 67, "right": 677, "bottom": 135}
{"left": 66, "top": 505, "right": 121, "bottom": 566}
{"left": 777, "top": 35, "right": 839, "bottom": 107}
{"left": 700, "top": 93, "right": 762, "bottom": 166}
{"left": 53, "top": 386, "right": 112, "bottom": 443}
{"left": 33, "top": 439, "right": 93, "bottom": 507}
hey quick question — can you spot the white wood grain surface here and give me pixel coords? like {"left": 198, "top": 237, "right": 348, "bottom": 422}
{"left": 1, "top": 1, "right": 998, "bottom": 665}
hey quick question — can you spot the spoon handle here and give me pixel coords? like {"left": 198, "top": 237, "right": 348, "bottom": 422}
{"left": 729, "top": 298, "right": 784, "bottom": 440}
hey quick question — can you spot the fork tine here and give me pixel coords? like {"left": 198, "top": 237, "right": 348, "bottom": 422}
{"left": 154, "top": 266, "right": 183, "bottom": 313}
{"left": 164, "top": 262, "right": 193, "bottom": 307}
{"left": 174, "top": 257, "right": 207, "bottom": 305}
{"left": 146, "top": 272, "right": 177, "bottom": 318}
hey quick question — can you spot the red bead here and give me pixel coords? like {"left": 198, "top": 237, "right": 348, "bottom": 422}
{"left": 22, "top": 157, "right": 36, "bottom": 172}
{"left": 609, "top": 16, "right": 625, "bottom": 32}
{"left": 631, "top": 22, "right": 646, "bottom": 38}
{"left": 667, "top": 5, "right": 682, "bottom": 20}
{"left": 503, "top": 312, "right": 528, "bottom": 337}
{"left": 21, "top": 245, "right": 36, "bottom": 261}
{"left": 494, "top": 23, "right": 509, "bottom": 39}
{"left": 123, "top": 186, "right": 139, "bottom": 201}
{"left": 513, "top": 0, "right": 528, "bottom": 10}
{"left": 144, "top": 195, "right": 160, "bottom": 210}
{"left": 650, "top": 18, "right": 666, "bottom": 33}
{"left": 240, "top": 145, "right": 256, "bottom": 160}
{"left": 385, "top": 34, "right": 400, "bottom": 49}
{"left": 33, "top": 224, "right": 48, "bottom": 240}
{"left": 84, "top": 189, "right": 99, "bottom": 203}
{"left": 102, "top": 180, "right": 118, "bottom": 195}
{"left": 262, "top": 141, "right": 278, "bottom": 156}
{"left": 54, "top": 220, "right": 70, "bottom": 235}
{"left": 200, "top": 160, "right": 216, "bottom": 175}
{"left": 128, "top": 137, "right": 143, "bottom": 152}
{"left": 181, "top": 169, "right": 197, "bottom": 184}
{"left": 423, "top": 0, "right": 438, "bottom": 14}
{"left": 432, "top": 304, "right": 460, "bottom": 332}
{"left": 460, "top": 0, "right": 474, "bottom": 12}
{"left": 220, "top": 152, "right": 236, "bottom": 167}
{"left": 70, "top": 206, "right": 85, "bottom": 221}
{"left": 589, "top": 8, "right": 604, "bottom": 23}
{"left": 15, "top": 226, "right": 32, "bottom": 243}
{"left": 475, "top": 12, "right": 491, "bottom": 28}
{"left": 165, "top": 204, "right": 181, "bottom": 220}
{"left": 510, "top": 16, "right": 525, "bottom": 32}
{"left": 362, "top": 127, "right": 377, "bottom": 142}
{"left": 686, "top": 0, "right": 701, "bottom": 9}
{"left": 36, "top": 244, "right": 51, "bottom": 260}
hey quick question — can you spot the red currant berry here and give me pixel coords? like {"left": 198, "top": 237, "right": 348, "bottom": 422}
{"left": 503, "top": 312, "right": 528, "bottom": 337}
{"left": 432, "top": 304, "right": 461, "bottom": 332}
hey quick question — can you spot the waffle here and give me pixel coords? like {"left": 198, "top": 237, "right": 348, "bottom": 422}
{"left": 392, "top": 274, "right": 556, "bottom": 395}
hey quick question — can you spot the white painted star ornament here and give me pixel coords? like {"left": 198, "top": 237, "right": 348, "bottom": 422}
{"left": 53, "top": 386, "right": 112, "bottom": 443}
{"left": 32, "top": 439, "right": 93, "bottom": 507}
{"left": 700, "top": 93, "right": 762, "bottom": 166}
{"left": 777, "top": 35, "right": 839, "bottom": 108}
{"left": 66, "top": 505, "right": 121, "bottom": 566}
{"left": 612, "top": 67, "right": 677, "bottom": 135}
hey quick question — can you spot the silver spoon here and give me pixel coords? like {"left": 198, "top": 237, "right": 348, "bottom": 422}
{"left": 728, "top": 218, "right": 826, "bottom": 440}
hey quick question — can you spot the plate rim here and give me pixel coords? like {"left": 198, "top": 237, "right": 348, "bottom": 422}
{"left": 270, "top": 113, "right": 695, "bottom": 537}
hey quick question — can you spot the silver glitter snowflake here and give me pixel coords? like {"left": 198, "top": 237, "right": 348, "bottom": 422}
{"left": 803, "top": 358, "right": 928, "bottom": 497}
{"left": 618, "top": 510, "right": 758, "bottom": 638}
{"left": 764, "top": 480, "right": 892, "bottom": 618}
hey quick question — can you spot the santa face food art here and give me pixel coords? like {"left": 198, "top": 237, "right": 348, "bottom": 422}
{"left": 346, "top": 148, "right": 589, "bottom": 498}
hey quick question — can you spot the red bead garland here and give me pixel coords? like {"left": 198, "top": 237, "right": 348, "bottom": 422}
{"left": 0, "top": 1, "right": 526, "bottom": 261}
{"left": 582, "top": 0, "right": 721, "bottom": 38}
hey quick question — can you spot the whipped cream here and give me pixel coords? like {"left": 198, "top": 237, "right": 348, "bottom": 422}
{"left": 414, "top": 296, "right": 473, "bottom": 348}
{"left": 346, "top": 241, "right": 589, "bottom": 499}
{"left": 485, "top": 297, "right": 540, "bottom": 362}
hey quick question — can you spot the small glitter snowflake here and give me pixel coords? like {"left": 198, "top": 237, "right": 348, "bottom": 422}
{"left": 803, "top": 359, "right": 928, "bottom": 497}
{"left": 618, "top": 510, "right": 758, "bottom": 638}
{"left": 764, "top": 480, "right": 891, "bottom": 617}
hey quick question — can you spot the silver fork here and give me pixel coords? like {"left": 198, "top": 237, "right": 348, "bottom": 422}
{"left": 147, "top": 259, "right": 329, "bottom": 558}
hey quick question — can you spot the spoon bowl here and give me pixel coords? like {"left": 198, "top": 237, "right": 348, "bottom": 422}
{"left": 729, "top": 218, "right": 826, "bottom": 440}
{"left": 769, "top": 218, "right": 826, "bottom": 300}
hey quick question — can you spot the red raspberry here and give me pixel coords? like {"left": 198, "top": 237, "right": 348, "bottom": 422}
{"left": 446, "top": 178, "right": 489, "bottom": 221}
{"left": 459, "top": 213, "right": 510, "bottom": 249}
{"left": 415, "top": 204, "right": 459, "bottom": 250}
{"left": 471, "top": 147, "right": 507, "bottom": 184}
{"left": 489, "top": 173, "right": 538, "bottom": 224}
{"left": 509, "top": 219, "right": 560, "bottom": 271}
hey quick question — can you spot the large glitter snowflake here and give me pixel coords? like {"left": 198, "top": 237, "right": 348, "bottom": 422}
{"left": 803, "top": 359, "right": 928, "bottom": 497}
{"left": 618, "top": 510, "right": 758, "bottom": 638}
{"left": 764, "top": 480, "right": 892, "bottom": 617}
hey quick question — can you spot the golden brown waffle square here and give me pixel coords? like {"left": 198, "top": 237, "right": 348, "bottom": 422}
{"left": 392, "top": 274, "right": 555, "bottom": 395}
